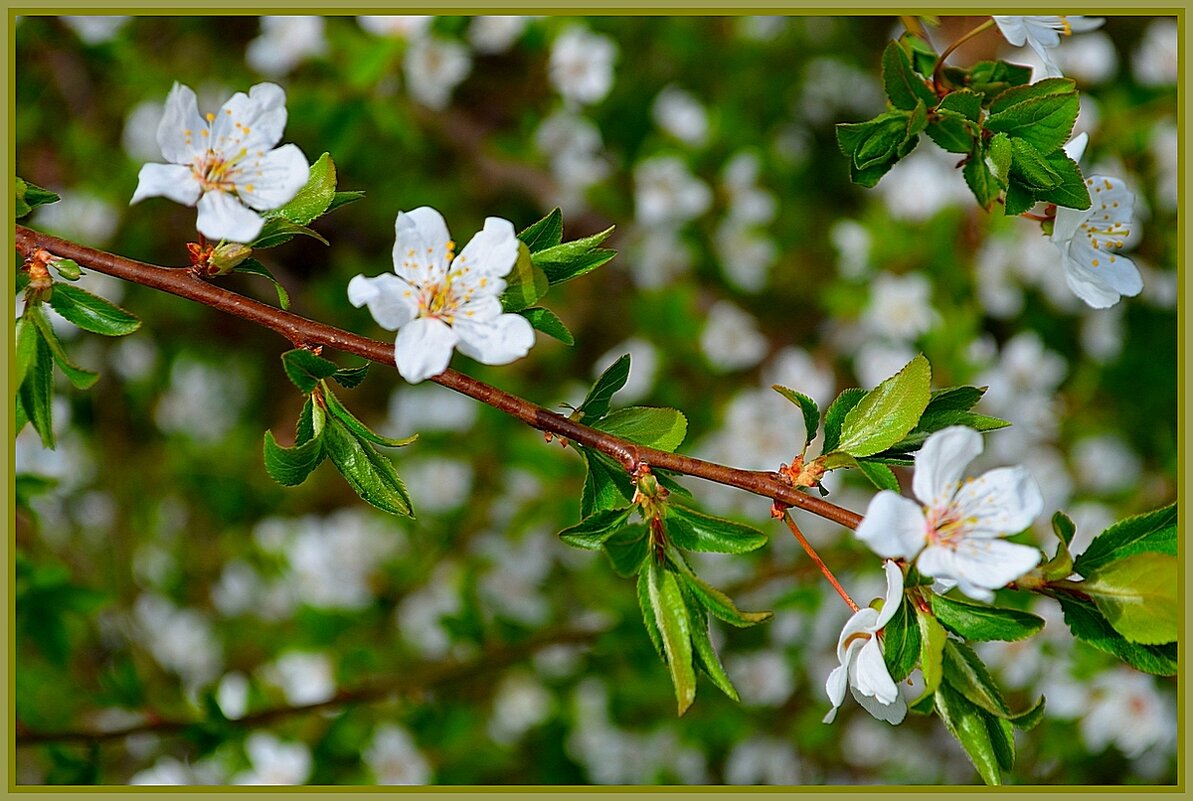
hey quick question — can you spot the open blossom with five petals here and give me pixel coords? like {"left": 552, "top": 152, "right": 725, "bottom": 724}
{"left": 131, "top": 82, "right": 310, "bottom": 243}
{"left": 856, "top": 426, "right": 1043, "bottom": 603}
{"left": 824, "top": 560, "right": 907, "bottom": 725}
{"left": 348, "top": 207, "right": 536, "bottom": 384}
{"left": 993, "top": 16, "right": 1105, "bottom": 78}
{"left": 1052, "top": 172, "right": 1142, "bottom": 309}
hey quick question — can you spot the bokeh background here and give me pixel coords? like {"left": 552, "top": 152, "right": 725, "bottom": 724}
{"left": 13, "top": 14, "right": 1179, "bottom": 785}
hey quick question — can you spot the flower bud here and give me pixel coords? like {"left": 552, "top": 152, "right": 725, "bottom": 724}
{"left": 209, "top": 243, "right": 253, "bottom": 276}
{"left": 52, "top": 258, "right": 82, "bottom": 281}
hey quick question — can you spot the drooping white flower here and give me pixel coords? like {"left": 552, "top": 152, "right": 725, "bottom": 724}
{"left": 1051, "top": 175, "right": 1142, "bottom": 308}
{"left": 348, "top": 207, "right": 535, "bottom": 383}
{"left": 993, "top": 16, "right": 1105, "bottom": 78}
{"left": 549, "top": 26, "right": 617, "bottom": 107}
{"left": 130, "top": 82, "right": 310, "bottom": 243}
{"left": 823, "top": 560, "right": 907, "bottom": 725}
{"left": 403, "top": 35, "right": 472, "bottom": 110}
{"left": 855, "top": 426, "right": 1043, "bottom": 603}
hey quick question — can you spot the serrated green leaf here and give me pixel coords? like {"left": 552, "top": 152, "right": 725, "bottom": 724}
{"left": 605, "top": 525, "right": 649, "bottom": 577}
{"left": 592, "top": 406, "right": 687, "bottom": 452}
{"left": 772, "top": 384, "right": 819, "bottom": 451}
{"left": 938, "top": 89, "right": 983, "bottom": 121}
{"left": 854, "top": 459, "right": 900, "bottom": 491}
{"left": 1055, "top": 593, "right": 1177, "bottom": 675}
{"left": 325, "top": 190, "right": 365, "bottom": 214}
{"left": 988, "top": 76, "right": 1077, "bottom": 115}
{"left": 26, "top": 306, "right": 99, "bottom": 390}
{"left": 532, "top": 226, "right": 615, "bottom": 285}
{"left": 324, "top": 419, "right": 414, "bottom": 518}
{"left": 1052, "top": 511, "right": 1076, "bottom": 546}
{"left": 1082, "top": 552, "right": 1177, "bottom": 645}
{"left": 263, "top": 429, "right": 326, "bottom": 486}
{"left": 881, "top": 596, "right": 921, "bottom": 682}
{"left": 295, "top": 396, "right": 324, "bottom": 445}
{"left": 15, "top": 316, "right": 39, "bottom": 388}
{"left": 945, "top": 60, "right": 1033, "bottom": 104}
{"left": 646, "top": 559, "right": 697, "bottom": 715}
{"left": 834, "top": 354, "right": 931, "bottom": 458}
{"left": 517, "top": 208, "right": 564, "bottom": 253}
{"left": 882, "top": 40, "right": 937, "bottom": 110}
{"left": 1008, "top": 137, "right": 1062, "bottom": 192}
{"left": 934, "top": 682, "right": 1003, "bottom": 786}
{"left": 558, "top": 506, "right": 635, "bottom": 550}
{"left": 580, "top": 447, "right": 634, "bottom": 518}
{"left": 987, "top": 133, "right": 1013, "bottom": 184}
{"left": 1074, "top": 503, "right": 1177, "bottom": 576}
{"left": 926, "top": 385, "right": 986, "bottom": 413}
{"left": 925, "top": 110, "right": 976, "bottom": 154}
{"left": 916, "top": 607, "right": 947, "bottom": 697}
{"left": 1038, "top": 150, "right": 1091, "bottom": 210}
{"left": 267, "top": 152, "right": 337, "bottom": 226}
{"left": 986, "top": 89, "right": 1079, "bottom": 154}
{"left": 252, "top": 217, "right": 329, "bottom": 249}
{"left": 19, "top": 333, "right": 55, "bottom": 448}
{"left": 821, "top": 387, "right": 866, "bottom": 454}
{"left": 236, "top": 258, "right": 291, "bottom": 310}
{"left": 519, "top": 306, "right": 574, "bottom": 345}
{"left": 500, "top": 241, "right": 549, "bottom": 313}
{"left": 1008, "top": 695, "right": 1046, "bottom": 730}
{"left": 637, "top": 564, "right": 665, "bottom": 660}
{"left": 669, "top": 551, "right": 771, "bottom": 627}
{"left": 1003, "top": 179, "right": 1037, "bottom": 216}
{"left": 942, "top": 640, "right": 1011, "bottom": 717}
{"left": 322, "top": 385, "right": 418, "bottom": 448}
{"left": 665, "top": 504, "right": 767, "bottom": 555}
{"left": 331, "top": 363, "right": 370, "bottom": 389}
{"left": 281, "top": 348, "right": 339, "bottom": 393}
{"left": 681, "top": 590, "right": 740, "bottom": 702}
{"left": 931, "top": 594, "right": 1044, "bottom": 642}
{"left": 964, "top": 149, "right": 1001, "bottom": 210}
{"left": 16, "top": 177, "right": 59, "bottom": 218}
{"left": 578, "top": 354, "right": 631, "bottom": 421}
{"left": 837, "top": 110, "right": 911, "bottom": 171}
{"left": 47, "top": 283, "right": 140, "bottom": 336}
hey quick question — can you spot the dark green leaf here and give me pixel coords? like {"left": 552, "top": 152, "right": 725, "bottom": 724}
{"left": 926, "top": 110, "right": 976, "bottom": 154}
{"left": 669, "top": 552, "right": 771, "bottom": 627}
{"left": 681, "top": 589, "right": 740, "bottom": 701}
{"left": 517, "top": 207, "right": 564, "bottom": 253}
{"left": 881, "top": 596, "right": 921, "bottom": 682}
{"left": 988, "top": 76, "right": 1078, "bottom": 115}
{"left": 987, "top": 714, "right": 1015, "bottom": 773}
{"left": 48, "top": 283, "right": 141, "bottom": 336}
{"left": 1003, "top": 179, "right": 1038, "bottom": 216}
{"left": 236, "top": 258, "right": 291, "bottom": 310}
{"left": 605, "top": 526, "right": 649, "bottom": 577}
{"left": 281, "top": 348, "right": 339, "bottom": 393}
{"left": 772, "top": 384, "right": 819, "bottom": 451}
{"left": 295, "top": 396, "right": 323, "bottom": 445}
{"left": 1081, "top": 552, "right": 1177, "bottom": 645}
{"left": 963, "top": 149, "right": 1001, "bottom": 210}
{"left": 580, "top": 447, "right": 634, "bottom": 518}
{"left": 558, "top": 506, "right": 635, "bottom": 550}
{"left": 16, "top": 177, "right": 59, "bottom": 218}
{"left": 1052, "top": 511, "right": 1076, "bottom": 546}
{"left": 578, "top": 354, "right": 631, "bottom": 421}
{"left": 500, "top": 242, "right": 549, "bottom": 313}
{"left": 834, "top": 354, "right": 931, "bottom": 458}
{"left": 15, "top": 315, "right": 39, "bottom": 389}
{"left": 1009, "top": 137, "right": 1061, "bottom": 192}
{"left": 519, "top": 306, "right": 574, "bottom": 345}
{"left": 934, "top": 682, "right": 1003, "bottom": 786}
{"left": 532, "top": 225, "right": 616, "bottom": 285}
{"left": 1038, "top": 150, "right": 1091, "bottom": 210}
{"left": 26, "top": 306, "right": 99, "bottom": 389}
{"left": 986, "top": 89, "right": 1079, "bottom": 154}
{"left": 931, "top": 593, "right": 1045, "bottom": 642}
{"left": 637, "top": 564, "right": 665, "bottom": 660}
{"left": 1008, "top": 695, "right": 1046, "bottom": 730}
{"left": 19, "top": 333, "right": 55, "bottom": 449}
{"left": 938, "top": 89, "right": 983, "bottom": 121}
{"left": 331, "top": 364, "right": 370, "bottom": 389}
{"left": 944, "top": 60, "right": 1033, "bottom": 104}
{"left": 1056, "top": 593, "right": 1177, "bottom": 675}
{"left": 324, "top": 190, "right": 365, "bottom": 215}
{"left": 822, "top": 387, "right": 866, "bottom": 454}
{"left": 665, "top": 503, "right": 767, "bottom": 554}
{"left": 882, "top": 40, "right": 937, "bottom": 110}
{"left": 252, "top": 217, "right": 329, "bottom": 249}
{"left": 926, "top": 385, "right": 986, "bottom": 412}
{"left": 1074, "top": 503, "right": 1176, "bottom": 577}
{"left": 942, "top": 640, "right": 1011, "bottom": 717}
{"left": 324, "top": 419, "right": 415, "bottom": 518}
{"left": 592, "top": 406, "right": 687, "bottom": 452}
{"left": 263, "top": 429, "right": 326, "bottom": 486}
{"left": 267, "top": 152, "right": 337, "bottom": 226}
{"left": 323, "top": 386, "right": 418, "bottom": 448}
{"left": 855, "top": 459, "right": 900, "bottom": 492}
{"left": 646, "top": 559, "right": 697, "bottom": 715}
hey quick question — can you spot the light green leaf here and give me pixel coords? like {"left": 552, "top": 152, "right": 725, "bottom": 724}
{"left": 519, "top": 306, "right": 574, "bottom": 345}
{"left": 51, "top": 259, "right": 81, "bottom": 281}
{"left": 916, "top": 607, "right": 947, "bottom": 697}
{"left": 517, "top": 207, "right": 564, "bottom": 253}
{"left": 1082, "top": 552, "right": 1178, "bottom": 645}
{"left": 281, "top": 348, "right": 339, "bottom": 394}
{"left": 669, "top": 551, "right": 771, "bottom": 627}
{"left": 19, "top": 333, "right": 55, "bottom": 449}
{"left": 295, "top": 396, "right": 325, "bottom": 445}
{"left": 1074, "top": 502, "right": 1176, "bottom": 577}
{"left": 16, "top": 177, "right": 59, "bottom": 218}
{"left": 1008, "top": 137, "right": 1061, "bottom": 191}
{"left": 986, "top": 133, "right": 1013, "bottom": 184}
{"left": 558, "top": 506, "right": 635, "bottom": 550}
{"left": 938, "top": 89, "right": 983, "bottom": 121}
{"left": 646, "top": 559, "right": 697, "bottom": 716}
{"left": 578, "top": 354, "right": 630, "bottom": 421}
{"left": 236, "top": 258, "right": 291, "bottom": 310}
{"left": 263, "top": 429, "right": 326, "bottom": 486}
{"left": 252, "top": 217, "right": 329, "bottom": 249}
{"left": 322, "top": 385, "right": 418, "bottom": 448}
{"left": 964, "top": 146, "right": 1000, "bottom": 210}
{"left": 47, "top": 284, "right": 141, "bottom": 336}
{"left": 532, "top": 225, "right": 616, "bottom": 285}
{"left": 942, "top": 640, "right": 1011, "bottom": 717}
{"left": 772, "top": 384, "right": 819, "bottom": 451}
{"left": 15, "top": 316, "right": 39, "bottom": 389}
{"left": 268, "top": 152, "right": 337, "bottom": 226}
{"left": 580, "top": 447, "right": 634, "bottom": 518}
{"left": 26, "top": 306, "right": 99, "bottom": 390}
{"left": 500, "top": 241, "right": 549, "bottom": 313}
{"left": 934, "top": 683, "right": 1004, "bottom": 786}
{"left": 637, "top": 563, "right": 665, "bottom": 660}
{"left": 1056, "top": 593, "right": 1177, "bottom": 675}
{"left": 325, "top": 190, "right": 365, "bottom": 214}
{"left": 834, "top": 354, "right": 931, "bottom": 458}
{"left": 592, "top": 406, "right": 687, "bottom": 452}
{"left": 324, "top": 419, "right": 415, "bottom": 518}
{"left": 665, "top": 504, "right": 767, "bottom": 555}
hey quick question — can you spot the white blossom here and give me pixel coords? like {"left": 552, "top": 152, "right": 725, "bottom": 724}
{"left": 1051, "top": 175, "right": 1142, "bottom": 308}
{"left": 348, "top": 207, "right": 535, "bottom": 383}
{"left": 357, "top": 16, "right": 431, "bottom": 40}
{"left": 651, "top": 85, "right": 709, "bottom": 146}
{"left": 487, "top": 670, "right": 553, "bottom": 744}
{"left": 633, "top": 155, "right": 711, "bottom": 227}
{"left": 60, "top": 15, "right": 129, "bottom": 44}
{"left": 549, "top": 26, "right": 617, "bottom": 106}
{"left": 365, "top": 724, "right": 432, "bottom": 785}
{"left": 700, "top": 300, "right": 768, "bottom": 372}
{"left": 1081, "top": 669, "right": 1176, "bottom": 759}
{"left": 727, "top": 649, "right": 795, "bottom": 707}
{"left": 264, "top": 651, "right": 336, "bottom": 705}
{"left": 468, "top": 16, "right": 528, "bottom": 54}
{"left": 31, "top": 189, "right": 120, "bottom": 246}
{"left": 246, "top": 17, "right": 327, "bottom": 77}
{"left": 232, "top": 732, "right": 312, "bottom": 785}
{"left": 403, "top": 36, "right": 472, "bottom": 110}
{"left": 1132, "top": 19, "right": 1179, "bottom": 86}
{"left": 860, "top": 272, "right": 939, "bottom": 343}
{"left": 131, "top": 82, "right": 310, "bottom": 243}
{"left": 856, "top": 427, "right": 1043, "bottom": 602}
{"left": 724, "top": 736, "right": 802, "bottom": 785}
{"left": 993, "top": 16, "right": 1105, "bottom": 78}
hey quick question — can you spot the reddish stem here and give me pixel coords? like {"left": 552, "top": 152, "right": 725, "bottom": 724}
{"left": 783, "top": 512, "right": 858, "bottom": 612}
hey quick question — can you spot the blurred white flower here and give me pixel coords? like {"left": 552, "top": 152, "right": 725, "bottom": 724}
{"left": 404, "top": 36, "right": 471, "bottom": 110}
{"left": 386, "top": 381, "right": 478, "bottom": 435}
{"left": 1149, "top": 121, "right": 1178, "bottom": 213}
{"left": 264, "top": 651, "right": 336, "bottom": 705}
{"left": 1132, "top": 19, "right": 1179, "bottom": 86}
{"left": 283, "top": 510, "right": 398, "bottom": 610}
{"left": 210, "top": 559, "right": 264, "bottom": 616}
{"left": 534, "top": 111, "right": 610, "bottom": 212}
{"left": 154, "top": 356, "right": 248, "bottom": 443}
{"left": 1081, "top": 669, "right": 1175, "bottom": 759}
{"left": 736, "top": 15, "right": 788, "bottom": 42}
{"left": 977, "top": 331, "right": 1067, "bottom": 412}
{"left": 593, "top": 338, "right": 659, "bottom": 403}
{"left": 993, "top": 16, "right": 1104, "bottom": 78}
{"left": 488, "top": 670, "right": 553, "bottom": 745}
{"left": 130, "top": 756, "right": 200, "bottom": 785}
{"left": 651, "top": 85, "right": 709, "bottom": 146}
{"left": 714, "top": 220, "right": 777, "bottom": 293}
{"left": 60, "top": 15, "right": 129, "bottom": 44}
{"left": 549, "top": 26, "right": 617, "bottom": 106}
{"left": 853, "top": 340, "right": 916, "bottom": 396}
{"left": 1071, "top": 433, "right": 1141, "bottom": 495}
{"left": 1052, "top": 31, "right": 1119, "bottom": 84}
{"left": 109, "top": 336, "right": 159, "bottom": 381}
{"left": 357, "top": 16, "right": 431, "bottom": 40}
{"left": 624, "top": 225, "right": 692, "bottom": 289}
{"left": 216, "top": 671, "right": 250, "bottom": 719}
{"left": 232, "top": 732, "right": 312, "bottom": 785}
{"left": 399, "top": 457, "right": 474, "bottom": 514}
{"left": 476, "top": 530, "right": 553, "bottom": 625}
{"left": 31, "top": 190, "right": 120, "bottom": 246}
{"left": 131, "top": 593, "right": 223, "bottom": 689}
{"left": 763, "top": 346, "right": 837, "bottom": 410}
{"left": 798, "top": 57, "right": 884, "bottom": 126}
{"left": 122, "top": 100, "right": 167, "bottom": 162}
{"left": 1051, "top": 175, "right": 1142, "bottom": 308}
{"left": 634, "top": 155, "right": 712, "bottom": 227}
{"left": 724, "top": 736, "right": 802, "bottom": 785}
{"left": 468, "top": 16, "right": 528, "bottom": 54}
{"left": 830, "top": 219, "right": 872, "bottom": 280}
{"left": 1079, "top": 305, "right": 1124, "bottom": 363}
{"left": 727, "top": 649, "right": 795, "bottom": 707}
{"left": 860, "top": 272, "right": 938, "bottom": 343}
{"left": 396, "top": 561, "right": 463, "bottom": 658}
{"left": 876, "top": 147, "right": 973, "bottom": 221}
{"left": 365, "top": 724, "right": 432, "bottom": 785}
{"left": 246, "top": 17, "right": 327, "bottom": 77}
{"left": 700, "top": 300, "right": 768, "bottom": 372}
{"left": 722, "top": 152, "right": 777, "bottom": 225}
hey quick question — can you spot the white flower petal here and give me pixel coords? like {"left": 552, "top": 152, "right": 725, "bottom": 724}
{"left": 347, "top": 273, "right": 419, "bottom": 331}
{"left": 851, "top": 638, "right": 899, "bottom": 705}
{"left": 835, "top": 609, "right": 879, "bottom": 662}
{"left": 851, "top": 684, "right": 907, "bottom": 725}
{"left": 453, "top": 312, "right": 535, "bottom": 365}
{"left": 156, "top": 82, "right": 208, "bottom": 164}
{"left": 875, "top": 560, "right": 905, "bottom": 630}
{"left": 455, "top": 294, "right": 503, "bottom": 323}
{"left": 950, "top": 465, "right": 1043, "bottom": 537}
{"left": 1051, "top": 204, "right": 1089, "bottom": 246}
{"left": 1063, "top": 132, "right": 1089, "bottom": 163}
{"left": 235, "top": 143, "right": 310, "bottom": 211}
{"left": 394, "top": 316, "right": 458, "bottom": 383}
{"left": 394, "top": 207, "right": 452, "bottom": 285}
{"left": 918, "top": 540, "right": 1041, "bottom": 602}
{"left": 824, "top": 663, "right": 849, "bottom": 711}
{"left": 196, "top": 191, "right": 265, "bottom": 242}
{"left": 855, "top": 492, "right": 928, "bottom": 560}
{"left": 131, "top": 163, "right": 201, "bottom": 206}
{"left": 210, "top": 83, "right": 289, "bottom": 155}
{"left": 452, "top": 217, "right": 519, "bottom": 280}
{"left": 913, "top": 426, "right": 983, "bottom": 508}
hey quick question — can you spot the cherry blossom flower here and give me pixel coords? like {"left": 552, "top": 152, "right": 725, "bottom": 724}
{"left": 823, "top": 560, "right": 907, "bottom": 725}
{"left": 855, "top": 426, "right": 1043, "bottom": 603}
{"left": 348, "top": 207, "right": 535, "bottom": 383}
{"left": 1052, "top": 175, "right": 1142, "bottom": 308}
{"left": 403, "top": 35, "right": 472, "bottom": 110}
{"left": 549, "top": 26, "right": 617, "bottom": 106}
{"left": 993, "top": 16, "right": 1105, "bottom": 78}
{"left": 130, "top": 82, "right": 310, "bottom": 243}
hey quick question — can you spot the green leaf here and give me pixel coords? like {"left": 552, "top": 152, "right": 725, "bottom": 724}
{"left": 47, "top": 283, "right": 141, "bottom": 336}
{"left": 834, "top": 354, "right": 931, "bottom": 458}
{"left": 295, "top": 396, "right": 324, "bottom": 445}
{"left": 988, "top": 76, "right": 1078, "bottom": 115}
{"left": 669, "top": 552, "right": 771, "bottom": 627}
{"left": 942, "top": 640, "right": 1011, "bottom": 717}
{"left": 637, "top": 563, "right": 665, "bottom": 660}
{"left": 925, "top": 385, "right": 986, "bottom": 413}
{"left": 772, "top": 384, "right": 819, "bottom": 451}
{"left": 1003, "top": 179, "right": 1038, "bottom": 217}
{"left": 901, "top": 32, "right": 938, "bottom": 76}
{"left": 592, "top": 407, "right": 687, "bottom": 452}
{"left": 519, "top": 306, "right": 574, "bottom": 345}
{"left": 665, "top": 503, "right": 767, "bottom": 555}
{"left": 821, "top": 387, "right": 866, "bottom": 454}
{"left": 934, "top": 682, "right": 1003, "bottom": 786}
{"left": 517, "top": 207, "right": 564, "bottom": 253}
{"left": 324, "top": 190, "right": 365, "bottom": 215}
{"left": 19, "top": 332, "right": 55, "bottom": 448}
{"left": 267, "top": 152, "right": 337, "bottom": 226}
{"left": 605, "top": 526, "right": 649, "bottom": 577}
{"left": 263, "top": 429, "right": 326, "bottom": 486}
{"left": 500, "top": 241, "right": 549, "bottom": 313}
{"left": 15, "top": 315, "right": 39, "bottom": 389}
{"left": 235, "top": 258, "right": 291, "bottom": 310}
{"left": 986, "top": 133, "right": 1013, "bottom": 185}
{"left": 1052, "top": 511, "right": 1076, "bottom": 546}
{"left": 964, "top": 147, "right": 1001, "bottom": 210}
{"left": 1038, "top": 150, "right": 1091, "bottom": 210}
{"left": 646, "top": 559, "right": 697, "bottom": 715}
{"left": 854, "top": 459, "right": 900, "bottom": 492}
{"left": 925, "top": 110, "right": 976, "bottom": 154}
{"left": 52, "top": 259, "right": 82, "bottom": 281}
{"left": 836, "top": 106, "right": 924, "bottom": 187}
{"left": 323, "top": 385, "right": 418, "bottom": 448}
{"left": 986, "top": 86, "right": 1079, "bottom": 154}
{"left": 331, "top": 364, "right": 370, "bottom": 390}
{"left": 938, "top": 89, "right": 983, "bottom": 121}
{"left": 324, "top": 418, "right": 415, "bottom": 518}
{"left": 26, "top": 306, "right": 99, "bottom": 390}
{"left": 558, "top": 506, "right": 635, "bottom": 550}
{"left": 882, "top": 40, "right": 936, "bottom": 110}
{"left": 1008, "top": 137, "right": 1061, "bottom": 192}
{"left": 916, "top": 607, "right": 947, "bottom": 697}
{"left": 1081, "top": 552, "right": 1178, "bottom": 645}
{"left": 987, "top": 714, "right": 1015, "bottom": 773}
{"left": 931, "top": 593, "right": 1045, "bottom": 642}
{"left": 1008, "top": 695, "right": 1046, "bottom": 730}
{"left": 881, "top": 596, "right": 921, "bottom": 682}
{"left": 16, "top": 177, "right": 59, "bottom": 218}
{"left": 874, "top": 410, "right": 1009, "bottom": 458}
{"left": 532, "top": 225, "right": 616, "bottom": 285}
{"left": 578, "top": 354, "right": 631, "bottom": 421}
{"left": 580, "top": 448, "right": 634, "bottom": 518}
{"left": 944, "top": 60, "right": 1033, "bottom": 104}
{"left": 1040, "top": 513, "right": 1076, "bottom": 580}
{"left": 281, "top": 348, "right": 339, "bottom": 393}
{"left": 1074, "top": 503, "right": 1176, "bottom": 577}
{"left": 681, "top": 590, "right": 740, "bottom": 702}
{"left": 252, "top": 217, "right": 329, "bottom": 249}
{"left": 1056, "top": 593, "right": 1177, "bottom": 675}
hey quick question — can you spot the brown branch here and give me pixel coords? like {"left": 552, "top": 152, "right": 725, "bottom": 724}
{"left": 14, "top": 224, "right": 863, "bottom": 531}
{"left": 16, "top": 625, "right": 600, "bottom": 747}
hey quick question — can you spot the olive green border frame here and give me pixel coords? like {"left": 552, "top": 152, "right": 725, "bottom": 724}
{"left": 4, "top": 5, "right": 1188, "bottom": 800}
